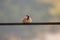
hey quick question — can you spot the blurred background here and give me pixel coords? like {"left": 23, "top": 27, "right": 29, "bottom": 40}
{"left": 0, "top": 25, "right": 60, "bottom": 40}
{"left": 0, "top": 0, "right": 60, "bottom": 23}
{"left": 0, "top": 0, "right": 60, "bottom": 40}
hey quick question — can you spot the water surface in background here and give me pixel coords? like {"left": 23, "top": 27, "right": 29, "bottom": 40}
{"left": 0, "top": 25, "right": 60, "bottom": 40}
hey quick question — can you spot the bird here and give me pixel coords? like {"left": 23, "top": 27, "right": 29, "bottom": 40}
{"left": 22, "top": 15, "right": 32, "bottom": 23}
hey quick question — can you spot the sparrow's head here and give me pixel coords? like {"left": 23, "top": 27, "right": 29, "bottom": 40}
{"left": 26, "top": 15, "right": 29, "bottom": 20}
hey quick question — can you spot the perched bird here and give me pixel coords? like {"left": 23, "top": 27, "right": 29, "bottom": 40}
{"left": 22, "top": 15, "right": 32, "bottom": 23}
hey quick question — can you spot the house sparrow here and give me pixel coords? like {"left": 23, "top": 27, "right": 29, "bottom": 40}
{"left": 22, "top": 15, "right": 32, "bottom": 23}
